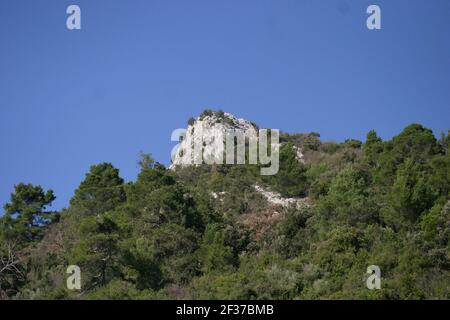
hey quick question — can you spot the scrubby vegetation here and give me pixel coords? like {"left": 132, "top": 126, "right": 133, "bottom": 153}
{"left": 0, "top": 123, "right": 449, "bottom": 299}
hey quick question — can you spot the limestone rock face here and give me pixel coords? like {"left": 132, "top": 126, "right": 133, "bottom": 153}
{"left": 254, "top": 185, "right": 309, "bottom": 209}
{"left": 170, "top": 110, "right": 305, "bottom": 171}
{"left": 170, "top": 111, "right": 258, "bottom": 167}
{"left": 293, "top": 145, "right": 305, "bottom": 164}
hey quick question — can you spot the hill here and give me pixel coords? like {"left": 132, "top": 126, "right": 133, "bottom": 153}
{"left": 1, "top": 111, "right": 449, "bottom": 299}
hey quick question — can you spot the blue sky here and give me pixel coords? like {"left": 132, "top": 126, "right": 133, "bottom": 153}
{"left": 1, "top": 0, "right": 449, "bottom": 210}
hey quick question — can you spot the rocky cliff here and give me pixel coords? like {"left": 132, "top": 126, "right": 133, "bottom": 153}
{"left": 170, "top": 110, "right": 258, "bottom": 167}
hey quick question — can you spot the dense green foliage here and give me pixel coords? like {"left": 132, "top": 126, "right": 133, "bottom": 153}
{"left": 1, "top": 124, "right": 449, "bottom": 299}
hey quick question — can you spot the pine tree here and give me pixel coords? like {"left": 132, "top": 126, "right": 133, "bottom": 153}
{"left": 2, "top": 183, "right": 56, "bottom": 243}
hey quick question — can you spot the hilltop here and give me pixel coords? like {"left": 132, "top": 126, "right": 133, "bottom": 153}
{"left": 0, "top": 111, "right": 449, "bottom": 300}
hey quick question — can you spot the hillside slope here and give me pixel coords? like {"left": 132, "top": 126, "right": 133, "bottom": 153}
{"left": 1, "top": 111, "right": 449, "bottom": 300}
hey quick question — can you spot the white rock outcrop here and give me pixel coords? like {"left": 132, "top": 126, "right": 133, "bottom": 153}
{"left": 254, "top": 185, "right": 309, "bottom": 209}
{"left": 170, "top": 111, "right": 305, "bottom": 175}
{"left": 292, "top": 145, "right": 305, "bottom": 164}
{"left": 171, "top": 111, "right": 258, "bottom": 168}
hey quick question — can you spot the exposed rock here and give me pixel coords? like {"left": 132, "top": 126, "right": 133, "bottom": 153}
{"left": 292, "top": 145, "right": 305, "bottom": 164}
{"left": 170, "top": 111, "right": 258, "bottom": 168}
{"left": 210, "top": 191, "right": 226, "bottom": 201}
{"left": 254, "top": 185, "right": 309, "bottom": 209}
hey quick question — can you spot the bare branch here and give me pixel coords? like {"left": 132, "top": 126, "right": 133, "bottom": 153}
{"left": 0, "top": 240, "right": 24, "bottom": 279}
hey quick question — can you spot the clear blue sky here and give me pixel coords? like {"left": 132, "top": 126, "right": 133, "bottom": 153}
{"left": 1, "top": 0, "right": 449, "bottom": 210}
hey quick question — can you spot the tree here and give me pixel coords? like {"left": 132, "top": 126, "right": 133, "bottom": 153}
{"left": 2, "top": 183, "right": 56, "bottom": 242}
{"left": 267, "top": 142, "right": 308, "bottom": 197}
{"left": 137, "top": 152, "right": 156, "bottom": 171}
{"left": 272, "top": 206, "right": 313, "bottom": 258}
{"left": 317, "top": 166, "right": 378, "bottom": 227}
{"left": 438, "top": 130, "right": 450, "bottom": 155}
{"left": 0, "top": 239, "right": 25, "bottom": 298}
{"left": 363, "top": 130, "right": 383, "bottom": 166}
{"left": 129, "top": 165, "right": 202, "bottom": 230}
{"left": 421, "top": 201, "right": 450, "bottom": 245}
{"left": 376, "top": 124, "right": 440, "bottom": 184}
{"left": 345, "top": 139, "right": 362, "bottom": 149}
{"left": 146, "top": 223, "right": 198, "bottom": 285}
{"left": 4, "top": 122, "right": 450, "bottom": 300}
{"left": 71, "top": 214, "right": 121, "bottom": 290}
{"left": 428, "top": 155, "right": 450, "bottom": 200}
{"left": 196, "top": 224, "right": 236, "bottom": 274}
{"left": 390, "top": 124, "right": 440, "bottom": 161}
{"left": 390, "top": 159, "right": 437, "bottom": 222}
{"left": 70, "top": 163, "right": 125, "bottom": 215}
